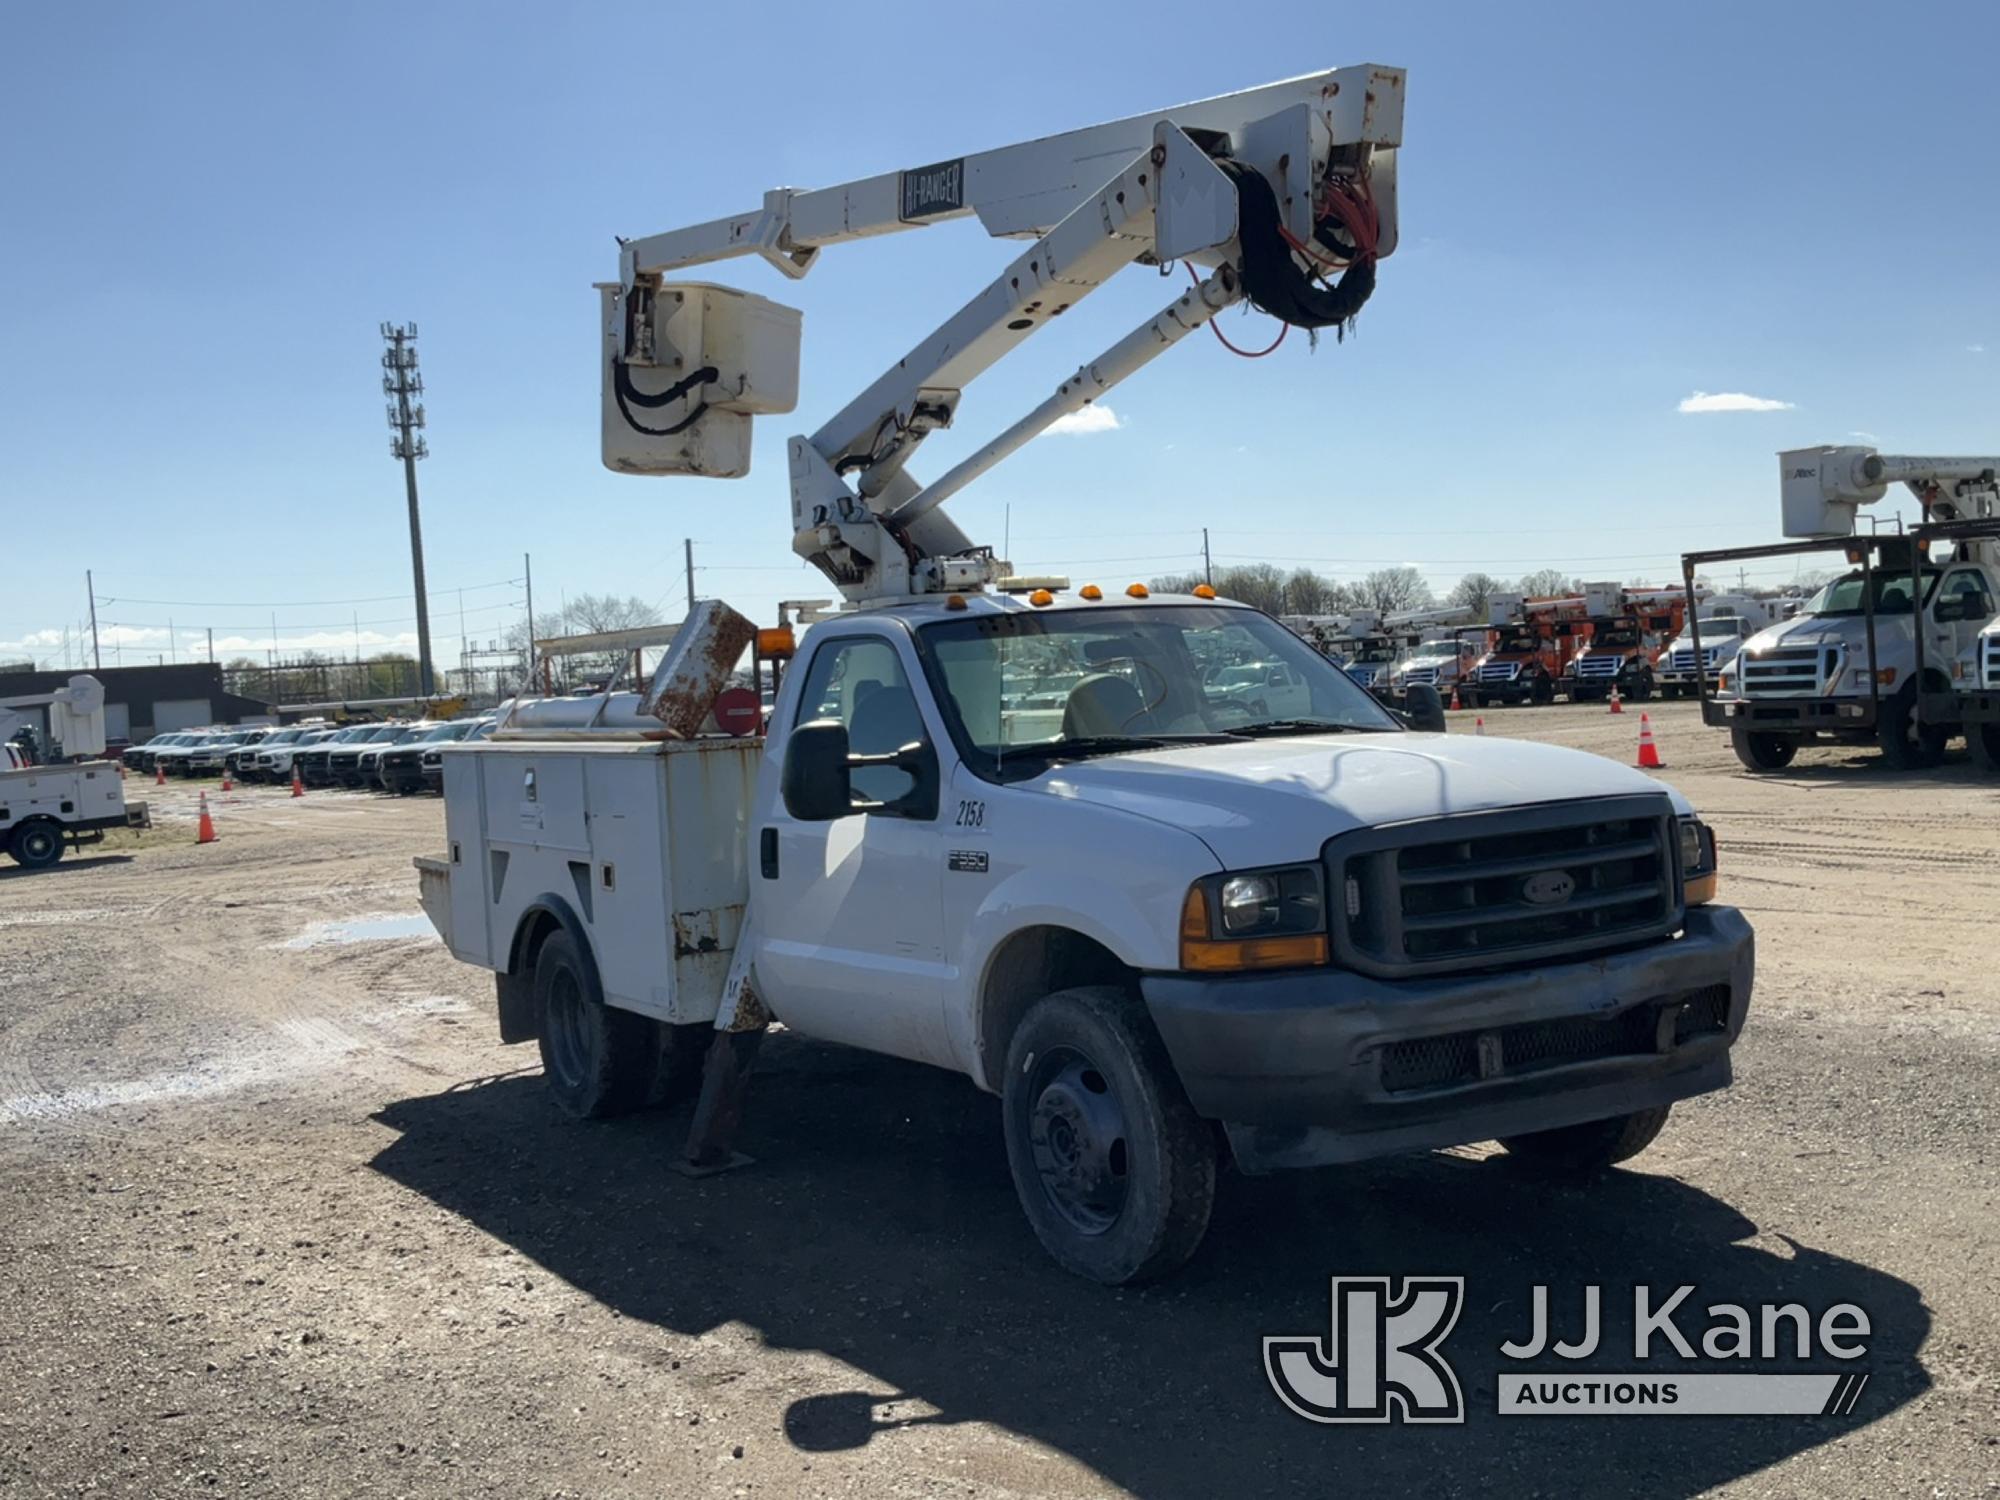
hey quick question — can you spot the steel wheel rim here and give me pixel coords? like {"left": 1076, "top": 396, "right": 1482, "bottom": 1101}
{"left": 1026, "top": 1046, "right": 1130, "bottom": 1236}
{"left": 21, "top": 828, "right": 57, "bottom": 862}
{"left": 543, "top": 966, "right": 589, "bottom": 1089}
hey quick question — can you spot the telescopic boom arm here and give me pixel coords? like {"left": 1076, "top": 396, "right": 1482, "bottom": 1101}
{"left": 603, "top": 66, "right": 1406, "bottom": 604}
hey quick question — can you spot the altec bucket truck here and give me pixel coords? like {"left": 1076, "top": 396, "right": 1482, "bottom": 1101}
{"left": 0, "top": 675, "right": 149, "bottom": 870}
{"left": 1692, "top": 446, "right": 2000, "bottom": 772}
{"left": 419, "top": 67, "right": 1752, "bottom": 1285}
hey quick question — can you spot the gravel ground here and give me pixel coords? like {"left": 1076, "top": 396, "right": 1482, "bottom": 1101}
{"left": 2, "top": 703, "right": 1996, "bottom": 1498}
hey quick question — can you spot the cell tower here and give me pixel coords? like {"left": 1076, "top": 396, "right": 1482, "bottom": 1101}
{"left": 382, "top": 322, "right": 436, "bottom": 697}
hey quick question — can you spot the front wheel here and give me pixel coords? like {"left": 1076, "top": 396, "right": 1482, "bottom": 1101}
{"left": 1623, "top": 670, "right": 1654, "bottom": 703}
{"left": 1002, "top": 986, "right": 1215, "bottom": 1285}
{"left": 1875, "top": 684, "right": 1949, "bottom": 770}
{"left": 1971, "top": 723, "right": 2000, "bottom": 774}
{"left": 1500, "top": 1105, "right": 1671, "bottom": 1176}
{"left": 1731, "top": 725, "right": 1798, "bottom": 772}
{"left": 7, "top": 820, "right": 66, "bottom": 869}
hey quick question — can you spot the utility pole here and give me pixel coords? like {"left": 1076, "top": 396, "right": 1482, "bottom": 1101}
{"left": 1202, "top": 528, "right": 1213, "bottom": 586}
{"left": 685, "top": 538, "right": 696, "bottom": 613}
{"left": 169, "top": 616, "right": 176, "bottom": 665}
{"left": 381, "top": 322, "right": 436, "bottom": 696}
{"left": 522, "top": 552, "right": 536, "bottom": 690}
{"left": 207, "top": 627, "right": 214, "bottom": 664}
{"left": 86, "top": 570, "right": 101, "bottom": 670}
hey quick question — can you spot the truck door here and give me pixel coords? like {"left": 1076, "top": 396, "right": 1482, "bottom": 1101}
{"left": 754, "top": 632, "right": 955, "bottom": 1068}
{"left": 1935, "top": 568, "right": 1995, "bottom": 670}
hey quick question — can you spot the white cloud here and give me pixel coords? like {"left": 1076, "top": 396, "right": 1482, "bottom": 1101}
{"left": 1848, "top": 430, "right": 1880, "bottom": 443}
{"left": 1970, "top": 344, "right": 1987, "bottom": 354}
{"left": 1040, "top": 403, "right": 1123, "bottom": 437}
{"left": 1677, "top": 391, "right": 1796, "bottom": 414}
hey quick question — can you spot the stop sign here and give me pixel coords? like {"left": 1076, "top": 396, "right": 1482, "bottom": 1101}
{"left": 711, "top": 686, "right": 762, "bottom": 737}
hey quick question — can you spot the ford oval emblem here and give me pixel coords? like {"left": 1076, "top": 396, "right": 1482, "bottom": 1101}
{"left": 1521, "top": 870, "right": 1576, "bottom": 906}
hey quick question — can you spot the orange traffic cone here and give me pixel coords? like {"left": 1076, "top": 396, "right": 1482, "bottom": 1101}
{"left": 155, "top": 763, "right": 166, "bottom": 786}
{"left": 1474, "top": 715, "right": 1486, "bottom": 736}
{"left": 1608, "top": 684, "right": 1624, "bottom": 715}
{"left": 1636, "top": 712, "right": 1663, "bottom": 769}
{"left": 291, "top": 766, "right": 305, "bottom": 798}
{"left": 221, "top": 768, "right": 233, "bottom": 792}
{"left": 1449, "top": 684, "right": 1463, "bottom": 711}
{"left": 196, "top": 791, "right": 218, "bottom": 844}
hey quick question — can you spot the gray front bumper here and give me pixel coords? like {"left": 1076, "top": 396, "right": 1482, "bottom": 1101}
{"left": 1142, "top": 906, "right": 1753, "bottom": 1173}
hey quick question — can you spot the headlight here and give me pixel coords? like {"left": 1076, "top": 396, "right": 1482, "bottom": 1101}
{"left": 1678, "top": 817, "right": 1718, "bottom": 906}
{"left": 1181, "top": 864, "right": 1328, "bottom": 971}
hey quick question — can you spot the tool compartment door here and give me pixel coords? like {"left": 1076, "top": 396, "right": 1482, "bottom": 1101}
{"left": 581, "top": 754, "right": 676, "bottom": 1019}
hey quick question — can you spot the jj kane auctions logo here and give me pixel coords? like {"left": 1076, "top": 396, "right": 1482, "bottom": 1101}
{"left": 1267, "top": 1278, "right": 1873, "bottom": 1422}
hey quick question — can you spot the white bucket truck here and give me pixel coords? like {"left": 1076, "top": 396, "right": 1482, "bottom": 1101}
{"left": 1695, "top": 446, "right": 2000, "bottom": 771}
{"left": 0, "top": 675, "right": 149, "bottom": 869}
{"left": 420, "top": 68, "right": 1753, "bottom": 1283}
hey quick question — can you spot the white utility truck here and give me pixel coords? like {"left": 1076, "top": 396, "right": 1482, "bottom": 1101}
{"left": 0, "top": 675, "right": 149, "bottom": 869}
{"left": 420, "top": 67, "right": 1753, "bottom": 1284}
{"left": 1655, "top": 594, "right": 1775, "bottom": 700}
{"left": 1695, "top": 447, "right": 2000, "bottom": 771}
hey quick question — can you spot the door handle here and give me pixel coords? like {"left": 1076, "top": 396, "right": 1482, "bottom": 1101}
{"left": 759, "top": 827, "right": 779, "bottom": 879}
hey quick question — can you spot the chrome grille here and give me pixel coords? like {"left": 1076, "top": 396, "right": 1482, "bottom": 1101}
{"left": 1573, "top": 654, "right": 1624, "bottom": 678}
{"left": 1401, "top": 666, "right": 1439, "bottom": 686}
{"left": 1985, "top": 636, "right": 2000, "bottom": 690}
{"left": 1477, "top": 662, "right": 1520, "bottom": 683}
{"left": 1740, "top": 645, "right": 1829, "bottom": 697}
{"left": 1326, "top": 797, "right": 1680, "bottom": 978}
{"left": 1667, "top": 647, "right": 1720, "bottom": 673}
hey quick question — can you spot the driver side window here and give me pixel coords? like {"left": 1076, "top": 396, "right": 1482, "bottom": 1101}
{"left": 794, "top": 636, "right": 928, "bottom": 809}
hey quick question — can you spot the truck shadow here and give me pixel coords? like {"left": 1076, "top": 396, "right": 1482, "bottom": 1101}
{"left": 370, "top": 1035, "right": 1929, "bottom": 1498}
{"left": 0, "top": 853, "right": 135, "bottom": 879}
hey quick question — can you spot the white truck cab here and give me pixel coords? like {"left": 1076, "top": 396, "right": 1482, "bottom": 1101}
{"left": 0, "top": 675, "right": 149, "bottom": 869}
{"left": 422, "top": 591, "right": 1751, "bottom": 1282}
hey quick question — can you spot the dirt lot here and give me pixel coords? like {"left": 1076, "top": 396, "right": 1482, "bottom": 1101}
{"left": 2, "top": 704, "right": 1996, "bottom": 1498}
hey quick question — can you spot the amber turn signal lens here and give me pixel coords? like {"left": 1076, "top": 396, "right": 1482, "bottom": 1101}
{"left": 1080, "top": 584, "right": 1103, "bottom": 600}
{"left": 1178, "top": 887, "right": 1329, "bottom": 971}
{"left": 1126, "top": 582, "right": 1150, "bottom": 598}
{"left": 1192, "top": 583, "right": 1217, "bottom": 599}
{"left": 1683, "top": 873, "right": 1718, "bottom": 907}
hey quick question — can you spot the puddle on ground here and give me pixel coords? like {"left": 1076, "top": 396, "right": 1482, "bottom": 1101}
{"left": 276, "top": 912, "right": 438, "bottom": 949}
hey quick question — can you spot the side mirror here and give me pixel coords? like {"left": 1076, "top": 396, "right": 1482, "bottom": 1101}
{"left": 781, "top": 717, "right": 942, "bottom": 822}
{"left": 781, "top": 719, "right": 853, "bottom": 821}
{"left": 1398, "top": 683, "right": 1447, "bottom": 733}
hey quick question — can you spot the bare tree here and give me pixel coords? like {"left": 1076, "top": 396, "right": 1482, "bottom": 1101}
{"left": 1517, "top": 567, "right": 1573, "bottom": 599}
{"left": 1359, "top": 566, "right": 1433, "bottom": 615}
{"left": 1210, "top": 563, "right": 1284, "bottom": 614}
{"left": 1448, "top": 571, "right": 1507, "bottom": 619}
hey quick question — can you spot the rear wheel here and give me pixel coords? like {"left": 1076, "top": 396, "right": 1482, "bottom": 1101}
{"left": 1875, "top": 683, "right": 1948, "bottom": 770}
{"left": 1731, "top": 725, "right": 1798, "bottom": 771}
{"left": 1531, "top": 673, "right": 1556, "bottom": 706}
{"left": 7, "top": 820, "right": 66, "bottom": 870}
{"left": 1001, "top": 986, "right": 1215, "bottom": 1285}
{"left": 1624, "top": 669, "right": 1654, "bottom": 703}
{"left": 534, "top": 929, "right": 656, "bottom": 1119}
{"left": 1501, "top": 1105, "right": 1671, "bottom": 1175}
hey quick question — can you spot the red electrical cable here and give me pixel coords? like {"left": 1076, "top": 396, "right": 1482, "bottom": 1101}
{"left": 1187, "top": 262, "right": 1286, "bottom": 357}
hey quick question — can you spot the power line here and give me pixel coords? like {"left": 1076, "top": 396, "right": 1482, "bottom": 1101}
{"left": 96, "top": 577, "right": 521, "bottom": 609}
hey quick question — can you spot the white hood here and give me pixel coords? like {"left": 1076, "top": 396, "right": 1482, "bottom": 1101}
{"left": 1035, "top": 734, "right": 1687, "bottom": 869}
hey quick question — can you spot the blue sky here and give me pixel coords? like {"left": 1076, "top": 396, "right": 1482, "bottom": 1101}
{"left": 4, "top": 1, "right": 1996, "bottom": 668}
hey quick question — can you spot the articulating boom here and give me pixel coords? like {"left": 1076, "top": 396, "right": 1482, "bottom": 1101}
{"left": 603, "top": 66, "right": 1405, "bottom": 604}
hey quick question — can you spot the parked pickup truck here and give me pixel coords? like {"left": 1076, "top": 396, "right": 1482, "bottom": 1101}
{"left": 419, "top": 592, "right": 1752, "bottom": 1283}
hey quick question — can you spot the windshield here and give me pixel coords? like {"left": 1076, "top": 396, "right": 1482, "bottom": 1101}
{"left": 1590, "top": 625, "right": 1641, "bottom": 649}
{"left": 917, "top": 604, "right": 1399, "bottom": 779}
{"left": 1804, "top": 569, "right": 1938, "bottom": 617}
{"left": 1491, "top": 629, "right": 1540, "bottom": 654}
{"left": 419, "top": 722, "right": 474, "bottom": 742}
